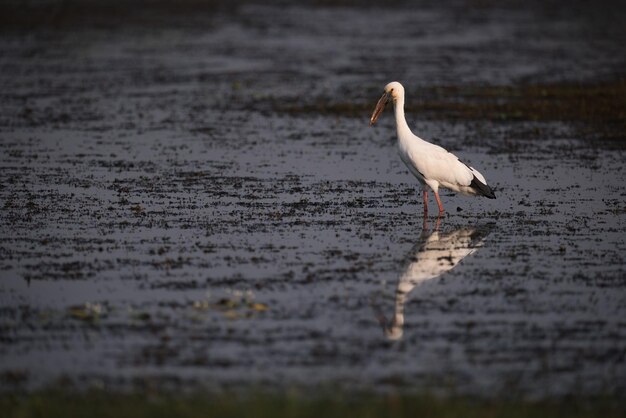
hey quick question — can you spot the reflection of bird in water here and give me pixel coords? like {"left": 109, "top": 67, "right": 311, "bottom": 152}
{"left": 369, "top": 81, "right": 496, "bottom": 214}
{"left": 376, "top": 218, "right": 491, "bottom": 340}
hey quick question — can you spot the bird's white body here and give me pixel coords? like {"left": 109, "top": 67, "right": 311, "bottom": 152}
{"left": 370, "top": 81, "right": 495, "bottom": 213}
{"left": 394, "top": 92, "right": 487, "bottom": 196}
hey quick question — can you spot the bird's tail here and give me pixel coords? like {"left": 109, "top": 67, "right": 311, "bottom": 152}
{"left": 470, "top": 175, "right": 496, "bottom": 199}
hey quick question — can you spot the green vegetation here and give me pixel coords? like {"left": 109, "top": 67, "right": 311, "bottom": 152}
{"left": 282, "top": 79, "right": 626, "bottom": 134}
{"left": 1, "top": 391, "right": 624, "bottom": 418}
{"left": 281, "top": 79, "right": 626, "bottom": 147}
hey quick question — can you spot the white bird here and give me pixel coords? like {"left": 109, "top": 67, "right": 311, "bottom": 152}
{"left": 369, "top": 81, "right": 495, "bottom": 214}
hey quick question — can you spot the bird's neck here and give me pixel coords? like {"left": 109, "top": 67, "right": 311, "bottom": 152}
{"left": 393, "top": 96, "right": 412, "bottom": 139}
{"left": 393, "top": 291, "right": 406, "bottom": 327}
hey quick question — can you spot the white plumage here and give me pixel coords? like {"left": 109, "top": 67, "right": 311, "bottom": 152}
{"left": 370, "top": 81, "right": 495, "bottom": 214}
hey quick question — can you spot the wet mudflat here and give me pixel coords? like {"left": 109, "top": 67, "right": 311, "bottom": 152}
{"left": 0, "top": 0, "right": 625, "bottom": 398}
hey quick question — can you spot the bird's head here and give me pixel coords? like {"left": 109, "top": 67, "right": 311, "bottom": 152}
{"left": 369, "top": 81, "right": 404, "bottom": 126}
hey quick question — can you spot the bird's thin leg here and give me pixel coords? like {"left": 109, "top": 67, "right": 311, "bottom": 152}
{"left": 421, "top": 211, "right": 429, "bottom": 232}
{"left": 422, "top": 190, "right": 429, "bottom": 215}
{"left": 434, "top": 191, "right": 444, "bottom": 214}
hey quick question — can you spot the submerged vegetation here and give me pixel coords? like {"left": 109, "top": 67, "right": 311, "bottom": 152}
{"left": 281, "top": 79, "right": 626, "bottom": 143}
{"left": 282, "top": 79, "right": 626, "bottom": 122}
{"left": 1, "top": 391, "right": 624, "bottom": 418}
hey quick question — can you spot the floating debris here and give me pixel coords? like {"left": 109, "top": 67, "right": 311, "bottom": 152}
{"left": 67, "top": 303, "right": 106, "bottom": 322}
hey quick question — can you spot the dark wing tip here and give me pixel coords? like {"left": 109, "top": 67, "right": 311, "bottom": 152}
{"left": 470, "top": 175, "right": 496, "bottom": 199}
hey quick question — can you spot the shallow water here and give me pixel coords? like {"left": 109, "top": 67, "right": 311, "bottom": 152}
{"left": 0, "top": 1, "right": 624, "bottom": 398}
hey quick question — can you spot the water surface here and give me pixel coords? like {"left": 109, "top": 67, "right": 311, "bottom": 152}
{"left": 0, "top": 0, "right": 624, "bottom": 397}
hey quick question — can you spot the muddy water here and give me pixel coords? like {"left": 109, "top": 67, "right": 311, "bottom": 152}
{"left": 0, "top": 1, "right": 625, "bottom": 397}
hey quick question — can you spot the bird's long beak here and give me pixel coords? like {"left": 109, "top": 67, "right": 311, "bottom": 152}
{"left": 369, "top": 91, "right": 390, "bottom": 126}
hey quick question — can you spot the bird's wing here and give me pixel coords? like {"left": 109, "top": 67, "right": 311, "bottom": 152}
{"left": 409, "top": 145, "right": 474, "bottom": 187}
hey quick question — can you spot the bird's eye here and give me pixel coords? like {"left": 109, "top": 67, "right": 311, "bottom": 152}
{"left": 390, "top": 88, "right": 394, "bottom": 92}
